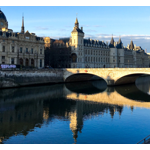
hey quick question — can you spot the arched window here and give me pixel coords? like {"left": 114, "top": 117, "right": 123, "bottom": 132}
{"left": 31, "top": 59, "right": 34, "bottom": 67}
{"left": 26, "top": 58, "right": 29, "bottom": 66}
{"left": 71, "top": 53, "right": 77, "bottom": 62}
{"left": 20, "top": 58, "right": 23, "bottom": 65}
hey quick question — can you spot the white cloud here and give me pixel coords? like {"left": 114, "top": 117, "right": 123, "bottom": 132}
{"left": 35, "top": 26, "right": 49, "bottom": 30}
{"left": 84, "top": 33, "right": 150, "bottom": 52}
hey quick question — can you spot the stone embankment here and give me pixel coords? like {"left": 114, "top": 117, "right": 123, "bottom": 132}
{"left": 0, "top": 69, "right": 64, "bottom": 88}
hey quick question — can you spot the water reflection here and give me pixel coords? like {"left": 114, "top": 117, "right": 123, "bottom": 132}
{"left": 0, "top": 76, "right": 150, "bottom": 144}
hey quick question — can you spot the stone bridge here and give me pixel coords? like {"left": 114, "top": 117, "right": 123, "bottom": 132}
{"left": 63, "top": 68, "right": 150, "bottom": 85}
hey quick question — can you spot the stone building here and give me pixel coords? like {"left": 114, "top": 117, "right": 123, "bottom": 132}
{"left": 0, "top": 10, "right": 44, "bottom": 68}
{"left": 44, "top": 37, "right": 71, "bottom": 68}
{"left": 44, "top": 18, "right": 149, "bottom": 68}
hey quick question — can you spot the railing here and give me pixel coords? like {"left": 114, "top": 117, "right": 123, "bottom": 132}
{"left": 137, "top": 134, "right": 150, "bottom": 144}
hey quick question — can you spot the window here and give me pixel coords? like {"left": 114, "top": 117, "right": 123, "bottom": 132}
{"left": 31, "top": 48, "right": 33, "bottom": 54}
{"left": 11, "top": 58, "right": 14, "bottom": 64}
{"left": 40, "top": 49, "right": 42, "bottom": 54}
{"left": 85, "top": 57, "right": 87, "bottom": 62}
{"left": 12, "top": 46, "right": 14, "bottom": 52}
{"left": 26, "top": 48, "right": 28, "bottom": 53}
{"left": 20, "top": 47, "right": 22, "bottom": 53}
{"left": 2, "top": 46, "right": 5, "bottom": 52}
{"left": 40, "top": 59, "right": 42, "bottom": 67}
{"left": 2, "top": 56, "right": 5, "bottom": 60}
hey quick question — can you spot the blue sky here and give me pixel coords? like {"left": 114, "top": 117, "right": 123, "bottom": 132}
{"left": 1, "top": 5, "right": 150, "bottom": 52}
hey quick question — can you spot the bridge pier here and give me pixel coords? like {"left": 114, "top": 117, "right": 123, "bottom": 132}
{"left": 106, "top": 79, "right": 115, "bottom": 86}
{"left": 63, "top": 68, "right": 150, "bottom": 86}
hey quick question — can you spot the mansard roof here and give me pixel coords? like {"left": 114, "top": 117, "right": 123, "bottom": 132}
{"left": 59, "top": 37, "right": 70, "bottom": 43}
{"left": 71, "top": 27, "right": 84, "bottom": 34}
{"left": 84, "top": 39, "right": 107, "bottom": 46}
{"left": 0, "top": 31, "right": 18, "bottom": 37}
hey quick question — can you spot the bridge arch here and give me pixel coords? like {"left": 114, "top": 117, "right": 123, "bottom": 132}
{"left": 65, "top": 73, "right": 107, "bottom": 84}
{"left": 115, "top": 73, "right": 150, "bottom": 85}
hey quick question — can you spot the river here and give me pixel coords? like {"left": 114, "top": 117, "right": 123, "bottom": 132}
{"left": 0, "top": 76, "right": 150, "bottom": 144}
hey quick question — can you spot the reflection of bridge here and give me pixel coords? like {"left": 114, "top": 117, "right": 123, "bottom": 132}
{"left": 1, "top": 79, "right": 150, "bottom": 144}
{"left": 63, "top": 68, "right": 150, "bottom": 85}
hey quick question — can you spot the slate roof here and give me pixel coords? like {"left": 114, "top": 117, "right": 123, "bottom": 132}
{"left": 129, "top": 40, "right": 134, "bottom": 50}
{"left": 59, "top": 37, "right": 70, "bottom": 43}
{"left": 84, "top": 39, "right": 107, "bottom": 46}
{"left": 116, "top": 38, "right": 123, "bottom": 49}
{"left": 0, "top": 31, "right": 18, "bottom": 37}
{"left": 109, "top": 37, "right": 115, "bottom": 48}
{"left": 71, "top": 27, "right": 84, "bottom": 34}
{"left": 0, "top": 10, "right": 7, "bottom": 22}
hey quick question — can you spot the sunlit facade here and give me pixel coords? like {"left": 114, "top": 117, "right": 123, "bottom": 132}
{"left": 0, "top": 10, "right": 44, "bottom": 68}
{"left": 44, "top": 18, "right": 149, "bottom": 68}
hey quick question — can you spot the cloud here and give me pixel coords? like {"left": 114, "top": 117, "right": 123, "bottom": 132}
{"left": 35, "top": 26, "right": 49, "bottom": 30}
{"left": 84, "top": 33, "right": 150, "bottom": 52}
{"left": 93, "top": 25, "right": 106, "bottom": 28}
{"left": 84, "top": 29, "right": 97, "bottom": 32}
{"left": 82, "top": 24, "right": 90, "bottom": 27}
{"left": 59, "top": 28, "right": 71, "bottom": 31}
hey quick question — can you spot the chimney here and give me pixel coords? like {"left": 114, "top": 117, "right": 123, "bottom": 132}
{"left": 81, "top": 27, "right": 83, "bottom": 31}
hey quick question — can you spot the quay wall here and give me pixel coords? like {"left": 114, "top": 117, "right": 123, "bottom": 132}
{"left": 0, "top": 69, "right": 64, "bottom": 88}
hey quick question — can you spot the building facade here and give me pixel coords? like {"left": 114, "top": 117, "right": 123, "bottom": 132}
{"left": 44, "top": 18, "right": 149, "bottom": 68}
{"left": 44, "top": 37, "right": 71, "bottom": 68}
{"left": 0, "top": 10, "right": 44, "bottom": 68}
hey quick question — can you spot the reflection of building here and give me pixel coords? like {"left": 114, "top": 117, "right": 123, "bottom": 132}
{"left": 0, "top": 10, "right": 44, "bottom": 68}
{"left": 0, "top": 100, "right": 43, "bottom": 144}
{"left": 1, "top": 80, "right": 150, "bottom": 143}
{"left": 44, "top": 18, "right": 149, "bottom": 68}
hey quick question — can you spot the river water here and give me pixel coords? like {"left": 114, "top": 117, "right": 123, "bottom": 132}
{"left": 1, "top": 76, "right": 150, "bottom": 144}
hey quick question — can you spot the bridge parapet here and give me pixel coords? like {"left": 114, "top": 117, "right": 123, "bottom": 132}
{"left": 63, "top": 68, "right": 150, "bottom": 85}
